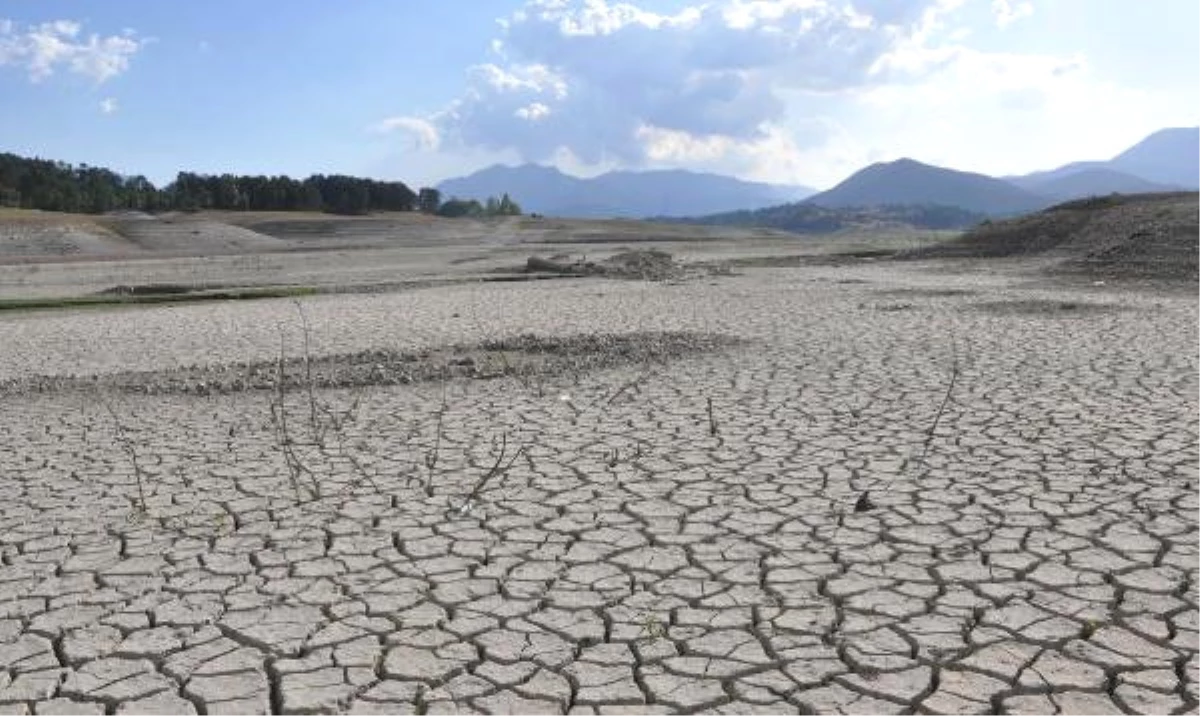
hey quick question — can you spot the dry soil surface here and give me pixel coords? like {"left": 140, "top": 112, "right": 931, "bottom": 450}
{"left": 903, "top": 192, "right": 1199, "bottom": 283}
{"left": 0, "top": 218, "right": 1196, "bottom": 715}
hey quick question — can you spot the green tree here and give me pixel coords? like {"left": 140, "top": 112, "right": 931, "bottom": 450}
{"left": 418, "top": 187, "right": 441, "bottom": 214}
{"left": 437, "top": 198, "right": 483, "bottom": 218}
{"left": 0, "top": 150, "right": 422, "bottom": 215}
{"left": 498, "top": 193, "right": 521, "bottom": 216}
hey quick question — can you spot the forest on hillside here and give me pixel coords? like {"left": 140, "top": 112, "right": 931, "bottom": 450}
{"left": 0, "top": 152, "right": 420, "bottom": 215}
{"left": 663, "top": 201, "right": 988, "bottom": 232}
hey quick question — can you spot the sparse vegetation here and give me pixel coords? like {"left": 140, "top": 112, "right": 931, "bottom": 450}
{"left": 662, "top": 201, "right": 988, "bottom": 233}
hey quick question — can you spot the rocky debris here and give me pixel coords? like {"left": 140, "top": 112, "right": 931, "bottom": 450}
{"left": 0, "top": 331, "right": 744, "bottom": 397}
{"left": 901, "top": 191, "right": 1199, "bottom": 282}
{"left": 524, "top": 249, "right": 689, "bottom": 281}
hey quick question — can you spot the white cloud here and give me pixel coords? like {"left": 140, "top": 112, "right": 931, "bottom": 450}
{"left": 0, "top": 18, "right": 144, "bottom": 83}
{"left": 848, "top": 46, "right": 1192, "bottom": 178}
{"left": 400, "top": 0, "right": 954, "bottom": 169}
{"left": 991, "top": 0, "right": 1033, "bottom": 29}
{"left": 99, "top": 97, "right": 118, "bottom": 114}
{"left": 722, "top": 1, "right": 825, "bottom": 31}
{"left": 472, "top": 62, "right": 568, "bottom": 99}
{"left": 636, "top": 120, "right": 869, "bottom": 187}
{"left": 372, "top": 116, "right": 441, "bottom": 151}
{"left": 515, "top": 0, "right": 701, "bottom": 36}
{"left": 388, "top": 0, "right": 1195, "bottom": 188}
{"left": 515, "top": 102, "right": 552, "bottom": 120}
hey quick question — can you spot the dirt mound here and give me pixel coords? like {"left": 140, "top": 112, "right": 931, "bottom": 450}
{"left": 901, "top": 192, "right": 1198, "bottom": 281}
{"left": 602, "top": 249, "right": 682, "bottom": 279}
{"left": 524, "top": 249, "right": 687, "bottom": 280}
{"left": 1, "top": 331, "right": 743, "bottom": 396}
{"left": 0, "top": 210, "right": 288, "bottom": 262}
{"left": 0, "top": 213, "right": 138, "bottom": 259}
{"left": 107, "top": 215, "right": 285, "bottom": 254}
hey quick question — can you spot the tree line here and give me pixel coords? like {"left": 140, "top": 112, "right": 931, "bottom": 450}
{"left": 421, "top": 188, "right": 523, "bottom": 218}
{"left": 0, "top": 151, "right": 445, "bottom": 216}
{"left": 666, "top": 201, "right": 986, "bottom": 232}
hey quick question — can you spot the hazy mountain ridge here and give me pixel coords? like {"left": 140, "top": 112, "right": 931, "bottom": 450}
{"left": 1012, "top": 168, "right": 1180, "bottom": 201}
{"left": 1107, "top": 127, "right": 1199, "bottom": 187}
{"left": 439, "top": 127, "right": 1196, "bottom": 222}
{"left": 437, "top": 164, "right": 815, "bottom": 219}
{"left": 804, "top": 158, "right": 1048, "bottom": 216}
{"left": 671, "top": 126, "right": 1197, "bottom": 229}
{"left": 1008, "top": 127, "right": 1198, "bottom": 192}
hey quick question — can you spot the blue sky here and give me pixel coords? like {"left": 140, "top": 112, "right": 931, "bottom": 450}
{"left": 1, "top": 0, "right": 1197, "bottom": 190}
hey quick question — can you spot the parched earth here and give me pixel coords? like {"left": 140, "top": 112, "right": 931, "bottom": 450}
{"left": 0, "top": 262, "right": 1197, "bottom": 714}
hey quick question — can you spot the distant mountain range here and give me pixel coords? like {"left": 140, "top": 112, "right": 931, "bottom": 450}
{"left": 782, "top": 126, "right": 1198, "bottom": 218}
{"left": 438, "top": 127, "right": 1198, "bottom": 222}
{"left": 1008, "top": 127, "right": 1199, "bottom": 191}
{"left": 437, "top": 164, "right": 815, "bottom": 219}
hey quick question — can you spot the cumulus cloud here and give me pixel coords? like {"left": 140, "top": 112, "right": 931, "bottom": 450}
{"left": 389, "top": 0, "right": 956, "bottom": 168}
{"left": 0, "top": 18, "right": 144, "bottom": 83}
{"left": 991, "top": 0, "right": 1033, "bottom": 28}
{"left": 99, "top": 97, "right": 118, "bottom": 114}
{"left": 373, "top": 116, "right": 441, "bottom": 151}
{"left": 515, "top": 102, "right": 552, "bottom": 120}
{"left": 383, "top": 0, "right": 1188, "bottom": 187}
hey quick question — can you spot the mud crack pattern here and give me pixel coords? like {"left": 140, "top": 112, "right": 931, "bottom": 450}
{"left": 1, "top": 267, "right": 1196, "bottom": 714}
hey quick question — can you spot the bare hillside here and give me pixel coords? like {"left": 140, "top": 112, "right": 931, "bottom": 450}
{"left": 0, "top": 209, "right": 804, "bottom": 265}
{"left": 0, "top": 210, "right": 137, "bottom": 260}
{"left": 105, "top": 214, "right": 287, "bottom": 254}
{"left": 904, "top": 192, "right": 1198, "bottom": 280}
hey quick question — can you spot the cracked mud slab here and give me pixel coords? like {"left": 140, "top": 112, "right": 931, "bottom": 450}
{"left": 2, "top": 331, "right": 740, "bottom": 397}
{"left": 1, "top": 264, "right": 1196, "bottom": 714}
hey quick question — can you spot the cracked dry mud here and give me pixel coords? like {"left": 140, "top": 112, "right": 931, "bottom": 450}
{"left": 1, "top": 264, "right": 1197, "bottom": 714}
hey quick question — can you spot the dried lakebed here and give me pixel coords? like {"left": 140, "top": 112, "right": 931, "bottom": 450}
{"left": 1, "top": 332, "right": 741, "bottom": 397}
{"left": 0, "top": 265, "right": 1197, "bottom": 714}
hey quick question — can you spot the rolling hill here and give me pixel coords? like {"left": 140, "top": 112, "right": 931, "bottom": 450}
{"left": 1009, "top": 127, "right": 1198, "bottom": 192}
{"left": 1011, "top": 167, "right": 1178, "bottom": 200}
{"left": 437, "top": 164, "right": 815, "bottom": 219}
{"left": 804, "top": 158, "right": 1049, "bottom": 216}
{"left": 1107, "top": 127, "right": 1199, "bottom": 188}
{"left": 663, "top": 202, "right": 987, "bottom": 233}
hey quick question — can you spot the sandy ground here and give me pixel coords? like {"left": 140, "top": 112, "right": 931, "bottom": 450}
{"left": 0, "top": 209, "right": 943, "bottom": 300}
{"left": 0, "top": 229, "right": 1197, "bottom": 713}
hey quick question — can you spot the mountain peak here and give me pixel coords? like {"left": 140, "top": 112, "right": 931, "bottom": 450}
{"left": 808, "top": 158, "right": 1046, "bottom": 216}
{"left": 1108, "top": 127, "right": 1199, "bottom": 187}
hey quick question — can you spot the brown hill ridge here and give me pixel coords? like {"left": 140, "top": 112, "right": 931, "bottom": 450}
{"left": 903, "top": 192, "right": 1198, "bottom": 281}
